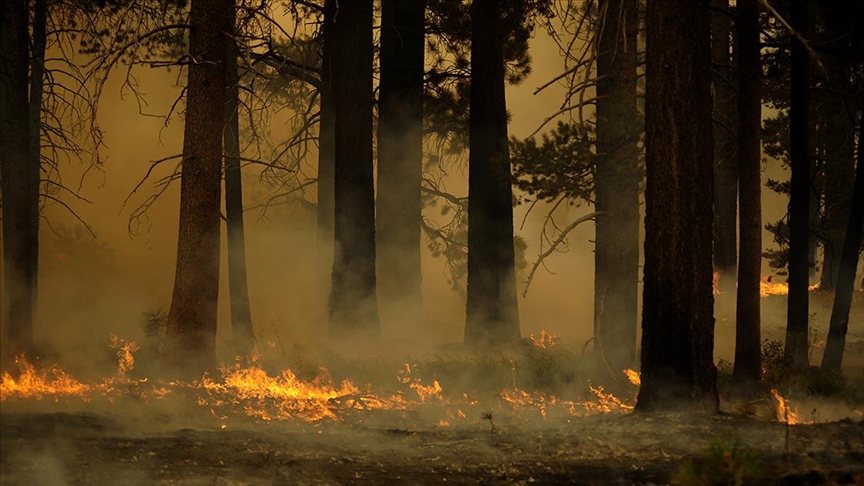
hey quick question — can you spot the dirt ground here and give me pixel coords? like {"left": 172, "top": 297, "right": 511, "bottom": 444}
{"left": 2, "top": 405, "right": 863, "bottom": 485}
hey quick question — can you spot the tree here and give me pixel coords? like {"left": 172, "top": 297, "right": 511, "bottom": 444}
{"left": 464, "top": 0, "right": 521, "bottom": 347}
{"left": 225, "top": 0, "right": 255, "bottom": 356}
{"left": 377, "top": 0, "right": 425, "bottom": 331}
{"left": 593, "top": 0, "right": 640, "bottom": 380}
{"left": 328, "top": 0, "right": 379, "bottom": 339}
{"left": 164, "top": 0, "right": 230, "bottom": 374}
{"left": 317, "top": 0, "right": 336, "bottom": 305}
{"left": 732, "top": 0, "right": 762, "bottom": 385}
{"left": 784, "top": 0, "right": 811, "bottom": 369}
{"left": 636, "top": 0, "right": 718, "bottom": 411}
{"left": 0, "top": 0, "right": 35, "bottom": 354}
{"left": 711, "top": 0, "right": 738, "bottom": 291}
{"left": 821, "top": 109, "right": 863, "bottom": 372}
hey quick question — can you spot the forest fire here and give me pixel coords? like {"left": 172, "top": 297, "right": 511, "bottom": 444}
{"left": 770, "top": 388, "right": 809, "bottom": 425}
{"left": 760, "top": 277, "right": 820, "bottom": 297}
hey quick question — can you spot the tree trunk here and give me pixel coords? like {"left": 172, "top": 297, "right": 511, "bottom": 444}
{"left": 636, "top": 0, "right": 718, "bottom": 412}
{"left": 317, "top": 0, "right": 336, "bottom": 307}
{"left": 165, "top": 0, "right": 230, "bottom": 375}
{"left": 224, "top": 2, "right": 255, "bottom": 356}
{"left": 785, "top": 0, "right": 811, "bottom": 369}
{"left": 28, "top": 0, "right": 46, "bottom": 321}
{"left": 464, "top": 0, "right": 521, "bottom": 347}
{"left": 731, "top": 0, "right": 762, "bottom": 385}
{"left": 817, "top": 58, "right": 855, "bottom": 291}
{"left": 821, "top": 109, "right": 863, "bottom": 372}
{"left": 711, "top": 0, "right": 738, "bottom": 292}
{"left": 328, "top": 0, "right": 380, "bottom": 339}
{"left": 377, "top": 0, "right": 425, "bottom": 334}
{"left": 593, "top": 0, "right": 640, "bottom": 380}
{"left": 0, "top": 0, "right": 35, "bottom": 354}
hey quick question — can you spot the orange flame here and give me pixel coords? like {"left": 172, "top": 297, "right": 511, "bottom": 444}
{"left": 624, "top": 368, "right": 641, "bottom": 386}
{"left": 770, "top": 388, "right": 808, "bottom": 424}
{"left": 529, "top": 329, "right": 560, "bottom": 349}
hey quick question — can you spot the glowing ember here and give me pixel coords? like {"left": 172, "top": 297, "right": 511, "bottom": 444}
{"left": 624, "top": 368, "right": 641, "bottom": 386}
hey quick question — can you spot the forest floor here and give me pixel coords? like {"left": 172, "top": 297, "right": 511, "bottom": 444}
{"left": 2, "top": 388, "right": 864, "bottom": 485}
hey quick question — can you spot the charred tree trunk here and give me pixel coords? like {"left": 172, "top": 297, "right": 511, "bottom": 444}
{"left": 224, "top": 3, "right": 255, "bottom": 356}
{"left": 817, "top": 59, "right": 855, "bottom": 291}
{"left": 731, "top": 0, "right": 762, "bottom": 385}
{"left": 711, "top": 0, "right": 739, "bottom": 292}
{"left": 821, "top": 110, "right": 863, "bottom": 372}
{"left": 377, "top": 0, "right": 425, "bottom": 333}
{"left": 636, "top": 0, "right": 718, "bottom": 412}
{"left": 785, "top": 0, "right": 811, "bottom": 369}
{"left": 328, "top": 0, "right": 380, "bottom": 339}
{"left": 464, "top": 0, "right": 520, "bottom": 347}
{"left": 27, "top": 0, "right": 46, "bottom": 320}
{"left": 593, "top": 0, "right": 640, "bottom": 379}
{"left": 317, "top": 0, "right": 336, "bottom": 306}
{"left": 165, "top": 0, "right": 230, "bottom": 375}
{"left": 0, "top": 0, "right": 35, "bottom": 353}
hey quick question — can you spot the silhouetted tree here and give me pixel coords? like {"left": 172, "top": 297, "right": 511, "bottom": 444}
{"left": 225, "top": 0, "right": 255, "bottom": 356}
{"left": 328, "top": 0, "right": 379, "bottom": 338}
{"left": 0, "top": 0, "right": 35, "bottom": 353}
{"left": 785, "top": 0, "right": 811, "bottom": 369}
{"left": 593, "top": 0, "right": 640, "bottom": 380}
{"left": 317, "top": 0, "right": 336, "bottom": 305}
{"left": 377, "top": 0, "right": 425, "bottom": 331}
{"left": 711, "top": 0, "right": 738, "bottom": 291}
{"left": 165, "top": 0, "right": 231, "bottom": 374}
{"left": 464, "top": 0, "right": 520, "bottom": 346}
{"left": 732, "top": 0, "right": 762, "bottom": 386}
{"left": 636, "top": 0, "right": 718, "bottom": 411}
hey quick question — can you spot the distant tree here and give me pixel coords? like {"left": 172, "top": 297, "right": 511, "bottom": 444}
{"left": 592, "top": 0, "right": 640, "bottom": 381}
{"left": 636, "top": 0, "right": 718, "bottom": 411}
{"left": 711, "top": 0, "right": 738, "bottom": 291}
{"left": 464, "top": 0, "right": 521, "bottom": 346}
{"left": 732, "top": 0, "right": 762, "bottom": 386}
{"left": 164, "top": 0, "right": 231, "bottom": 374}
{"left": 784, "top": 0, "right": 811, "bottom": 369}
{"left": 0, "top": 0, "right": 35, "bottom": 354}
{"left": 377, "top": 0, "right": 425, "bottom": 331}
{"left": 328, "top": 0, "right": 379, "bottom": 339}
{"left": 225, "top": 0, "right": 255, "bottom": 356}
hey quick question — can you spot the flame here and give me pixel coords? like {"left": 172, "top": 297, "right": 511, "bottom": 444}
{"left": 0, "top": 357, "right": 91, "bottom": 401}
{"left": 760, "top": 277, "right": 820, "bottom": 297}
{"left": 529, "top": 329, "right": 560, "bottom": 349}
{"left": 624, "top": 368, "right": 641, "bottom": 386}
{"left": 713, "top": 271, "right": 723, "bottom": 295}
{"left": 770, "top": 389, "right": 809, "bottom": 424}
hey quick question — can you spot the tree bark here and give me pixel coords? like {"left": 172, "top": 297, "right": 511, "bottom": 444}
{"left": 317, "top": 0, "right": 336, "bottom": 306}
{"left": 711, "top": 0, "right": 739, "bottom": 292}
{"left": 165, "top": 0, "right": 230, "bottom": 375}
{"left": 28, "top": 0, "right": 47, "bottom": 321}
{"left": 328, "top": 0, "right": 380, "bottom": 339}
{"left": 731, "top": 0, "right": 762, "bottom": 385}
{"left": 377, "top": 0, "right": 425, "bottom": 333}
{"left": 636, "top": 0, "right": 718, "bottom": 412}
{"left": 593, "top": 0, "right": 640, "bottom": 380}
{"left": 0, "top": 0, "right": 35, "bottom": 354}
{"left": 224, "top": 1, "right": 255, "bottom": 356}
{"left": 785, "top": 0, "right": 811, "bottom": 369}
{"left": 821, "top": 109, "right": 863, "bottom": 372}
{"left": 464, "top": 0, "right": 520, "bottom": 347}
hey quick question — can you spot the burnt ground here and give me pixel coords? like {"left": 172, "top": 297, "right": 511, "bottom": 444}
{"left": 1, "top": 406, "right": 863, "bottom": 485}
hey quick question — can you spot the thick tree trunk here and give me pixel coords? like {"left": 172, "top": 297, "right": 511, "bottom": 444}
{"left": 224, "top": 3, "right": 255, "bottom": 356}
{"left": 377, "top": 0, "right": 425, "bottom": 333}
{"left": 0, "top": 0, "right": 35, "bottom": 354}
{"left": 731, "top": 0, "right": 762, "bottom": 385}
{"left": 711, "top": 0, "right": 738, "bottom": 292}
{"left": 165, "top": 0, "right": 230, "bottom": 375}
{"left": 636, "top": 0, "right": 718, "bottom": 412}
{"left": 593, "top": 0, "right": 640, "bottom": 380}
{"left": 821, "top": 111, "right": 863, "bottom": 372}
{"left": 817, "top": 59, "right": 855, "bottom": 291}
{"left": 464, "top": 0, "right": 520, "bottom": 347}
{"left": 317, "top": 0, "right": 336, "bottom": 305}
{"left": 785, "top": 0, "right": 811, "bottom": 369}
{"left": 328, "top": 0, "right": 380, "bottom": 339}
{"left": 28, "top": 0, "right": 46, "bottom": 320}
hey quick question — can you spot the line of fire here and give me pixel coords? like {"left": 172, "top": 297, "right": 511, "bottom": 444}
{"left": 1, "top": 0, "right": 862, "bottom": 483}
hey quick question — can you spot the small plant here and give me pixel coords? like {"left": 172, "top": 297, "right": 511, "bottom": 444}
{"left": 672, "top": 435, "right": 763, "bottom": 486}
